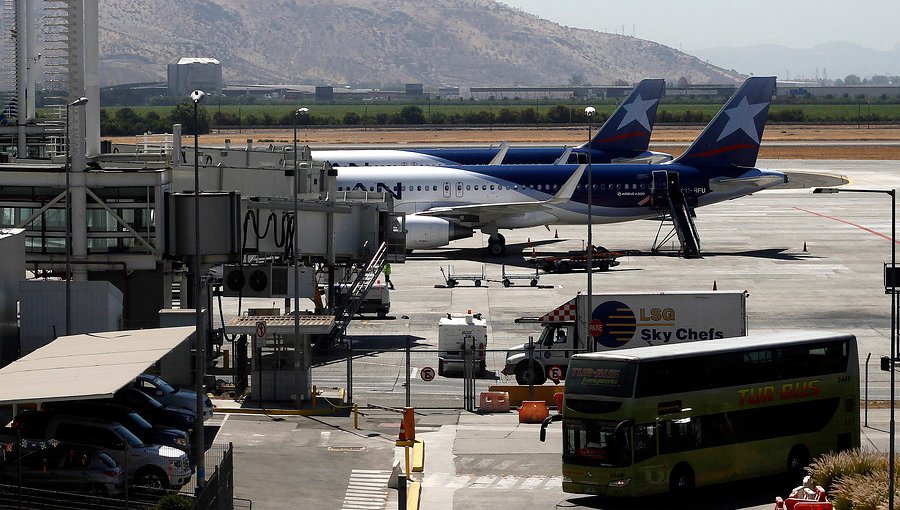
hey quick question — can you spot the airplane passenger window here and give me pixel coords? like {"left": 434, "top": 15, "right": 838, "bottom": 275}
{"left": 482, "top": 185, "right": 487, "bottom": 190}
{"left": 457, "top": 184, "right": 462, "bottom": 191}
{"left": 616, "top": 184, "right": 621, "bottom": 189}
{"left": 490, "top": 185, "right": 495, "bottom": 190}
{"left": 466, "top": 185, "right": 471, "bottom": 191}
{"left": 417, "top": 186, "right": 422, "bottom": 191}
{"left": 514, "top": 185, "right": 518, "bottom": 189}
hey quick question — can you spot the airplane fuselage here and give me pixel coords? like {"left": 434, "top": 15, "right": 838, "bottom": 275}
{"left": 335, "top": 163, "right": 785, "bottom": 231}
{"left": 315, "top": 147, "right": 671, "bottom": 167}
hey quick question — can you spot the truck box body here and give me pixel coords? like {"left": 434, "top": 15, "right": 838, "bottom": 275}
{"left": 438, "top": 312, "right": 487, "bottom": 375}
{"left": 502, "top": 291, "right": 747, "bottom": 385}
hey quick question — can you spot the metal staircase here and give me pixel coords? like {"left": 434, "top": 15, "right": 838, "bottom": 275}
{"left": 328, "top": 241, "right": 388, "bottom": 346}
{"left": 650, "top": 170, "right": 702, "bottom": 259}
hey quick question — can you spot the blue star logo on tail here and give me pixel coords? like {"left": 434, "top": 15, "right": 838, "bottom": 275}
{"left": 716, "top": 97, "right": 769, "bottom": 143}
{"left": 616, "top": 94, "right": 659, "bottom": 131}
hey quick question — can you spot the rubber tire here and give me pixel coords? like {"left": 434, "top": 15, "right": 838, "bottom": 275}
{"left": 377, "top": 309, "right": 386, "bottom": 319}
{"left": 135, "top": 467, "right": 168, "bottom": 491}
{"left": 488, "top": 239, "right": 505, "bottom": 256}
{"left": 669, "top": 463, "right": 694, "bottom": 494}
{"left": 787, "top": 445, "right": 811, "bottom": 479}
{"left": 502, "top": 279, "right": 511, "bottom": 287}
{"left": 599, "top": 262, "right": 610, "bottom": 272}
{"left": 515, "top": 361, "right": 547, "bottom": 386}
{"left": 530, "top": 279, "right": 538, "bottom": 287}
{"left": 558, "top": 261, "right": 571, "bottom": 273}
{"left": 475, "top": 280, "right": 481, "bottom": 287}
{"left": 448, "top": 279, "right": 457, "bottom": 288}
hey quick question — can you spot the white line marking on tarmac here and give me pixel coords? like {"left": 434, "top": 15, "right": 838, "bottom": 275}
{"left": 341, "top": 469, "right": 391, "bottom": 510}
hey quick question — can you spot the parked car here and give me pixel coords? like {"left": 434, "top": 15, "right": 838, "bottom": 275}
{"left": 45, "top": 402, "right": 190, "bottom": 456}
{"left": 0, "top": 443, "right": 123, "bottom": 496}
{"left": 133, "top": 374, "right": 213, "bottom": 420}
{"left": 11, "top": 411, "right": 191, "bottom": 490}
{"left": 111, "top": 388, "right": 196, "bottom": 435}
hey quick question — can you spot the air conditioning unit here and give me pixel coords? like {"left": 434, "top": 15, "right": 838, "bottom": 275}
{"left": 222, "top": 264, "right": 316, "bottom": 298}
{"left": 223, "top": 264, "right": 273, "bottom": 298}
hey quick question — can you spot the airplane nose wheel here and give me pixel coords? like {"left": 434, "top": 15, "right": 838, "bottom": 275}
{"left": 487, "top": 234, "right": 506, "bottom": 256}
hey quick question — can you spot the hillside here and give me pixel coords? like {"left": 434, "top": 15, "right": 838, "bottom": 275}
{"left": 97, "top": 0, "right": 743, "bottom": 87}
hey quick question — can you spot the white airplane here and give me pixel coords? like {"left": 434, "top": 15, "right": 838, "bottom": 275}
{"left": 315, "top": 79, "right": 670, "bottom": 167}
{"left": 335, "top": 77, "right": 785, "bottom": 256}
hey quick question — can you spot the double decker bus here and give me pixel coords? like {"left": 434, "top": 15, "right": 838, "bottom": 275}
{"left": 546, "top": 331, "right": 860, "bottom": 497}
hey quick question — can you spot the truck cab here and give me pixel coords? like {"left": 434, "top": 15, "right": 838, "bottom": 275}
{"left": 502, "top": 322, "right": 578, "bottom": 385}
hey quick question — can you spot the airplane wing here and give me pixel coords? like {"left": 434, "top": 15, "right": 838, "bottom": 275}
{"left": 418, "top": 164, "right": 586, "bottom": 225}
{"left": 488, "top": 142, "right": 510, "bottom": 165}
{"left": 709, "top": 171, "right": 787, "bottom": 191}
{"left": 553, "top": 148, "right": 573, "bottom": 165}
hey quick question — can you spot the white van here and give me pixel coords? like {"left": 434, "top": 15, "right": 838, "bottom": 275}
{"left": 333, "top": 283, "right": 391, "bottom": 318}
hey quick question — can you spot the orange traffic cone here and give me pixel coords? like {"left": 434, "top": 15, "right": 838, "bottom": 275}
{"left": 531, "top": 247, "right": 536, "bottom": 258}
{"left": 803, "top": 242, "right": 808, "bottom": 252}
{"left": 554, "top": 229, "right": 559, "bottom": 239}
{"left": 713, "top": 280, "right": 717, "bottom": 291}
{"left": 398, "top": 417, "right": 407, "bottom": 441}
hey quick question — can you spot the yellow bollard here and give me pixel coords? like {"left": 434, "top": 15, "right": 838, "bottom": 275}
{"left": 353, "top": 403, "right": 359, "bottom": 430}
{"left": 405, "top": 445, "right": 411, "bottom": 478}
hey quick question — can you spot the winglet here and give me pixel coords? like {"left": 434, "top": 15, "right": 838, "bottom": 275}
{"left": 553, "top": 148, "right": 573, "bottom": 165}
{"left": 673, "top": 76, "right": 777, "bottom": 168}
{"left": 547, "top": 164, "right": 586, "bottom": 204}
{"left": 580, "top": 78, "right": 665, "bottom": 153}
{"left": 488, "top": 142, "right": 510, "bottom": 165}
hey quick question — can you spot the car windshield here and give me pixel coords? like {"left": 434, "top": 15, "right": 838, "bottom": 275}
{"left": 128, "top": 412, "right": 152, "bottom": 430}
{"left": 114, "top": 426, "right": 144, "bottom": 448}
{"left": 151, "top": 376, "right": 176, "bottom": 394}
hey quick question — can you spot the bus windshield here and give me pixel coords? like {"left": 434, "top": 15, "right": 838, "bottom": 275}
{"left": 564, "top": 418, "right": 631, "bottom": 467}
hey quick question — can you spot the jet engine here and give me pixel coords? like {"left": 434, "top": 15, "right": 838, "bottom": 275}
{"left": 404, "top": 215, "right": 473, "bottom": 250}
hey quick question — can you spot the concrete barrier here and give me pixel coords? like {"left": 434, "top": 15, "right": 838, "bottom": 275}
{"left": 488, "top": 384, "right": 563, "bottom": 407}
{"left": 478, "top": 391, "right": 510, "bottom": 413}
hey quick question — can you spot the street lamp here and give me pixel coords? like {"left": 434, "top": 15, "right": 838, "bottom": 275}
{"left": 814, "top": 186, "right": 896, "bottom": 508}
{"left": 292, "top": 107, "right": 308, "bottom": 407}
{"left": 190, "top": 88, "right": 206, "bottom": 490}
{"left": 585, "top": 106, "right": 595, "bottom": 351}
{"left": 64, "top": 96, "right": 88, "bottom": 336}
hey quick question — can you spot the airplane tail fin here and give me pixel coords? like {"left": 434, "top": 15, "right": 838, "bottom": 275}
{"left": 673, "top": 76, "right": 776, "bottom": 168}
{"left": 581, "top": 78, "right": 665, "bottom": 153}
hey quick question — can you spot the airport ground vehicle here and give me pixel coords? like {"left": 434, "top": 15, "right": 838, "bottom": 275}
{"left": 45, "top": 402, "right": 190, "bottom": 455}
{"left": 548, "top": 331, "right": 859, "bottom": 497}
{"left": 528, "top": 246, "right": 622, "bottom": 273}
{"left": 437, "top": 312, "right": 487, "bottom": 376}
{"left": 133, "top": 374, "right": 214, "bottom": 420}
{"left": 503, "top": 291, "right": 747, "bottom": 385}
{"left": 0, "top": 443, "right": 124, "bottom": 496}
{"left": 11, "top": 411, "right": 192, "bottom": 490}
{"left": 333, "top": 283, "right": 391, "bottom": 318}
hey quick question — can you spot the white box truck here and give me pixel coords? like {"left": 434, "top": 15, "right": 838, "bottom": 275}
{"left": 438, "top": 311, "right": 487, "bottom": 376}
{"left": 501, "top": 291, "right": 747, "bottom": 385}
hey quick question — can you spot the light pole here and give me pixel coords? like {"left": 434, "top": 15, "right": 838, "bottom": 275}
{"left": 584, "top": 106, "right": 595, "bottom": 351}
{"left": 64, "top": 96, "right": 88, "bottom": 336}
{"left": 814, "top": 186, "right": 895, "bottom": 508}
{"left": 292, "top": 107, "right": 308, "bottom": 406}
{"left": 190, "top": 88, "right": 206, "bottom": 490}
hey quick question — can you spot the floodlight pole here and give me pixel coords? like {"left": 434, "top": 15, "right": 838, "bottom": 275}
{"left": 191, "top": 89, "right": 206, "bottom": 490}
{"left": 293, "top": 107, "right": 308, "bottom": 406}
{"left": 814, "top": 186, "right": 895, "bottom": 507}
{"left": 64, "top": 97, "right": 87, "bottom": 336}
{"left": 585, "top": 106, "right": 595, "bottom": 351}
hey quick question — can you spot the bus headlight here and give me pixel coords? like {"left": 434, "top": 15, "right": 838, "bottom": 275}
{"left": 608, "top": 478, "right": 631, "bottom": 488}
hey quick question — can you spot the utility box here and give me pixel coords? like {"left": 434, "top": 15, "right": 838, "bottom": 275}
{"left": 19, "top": 280, "right": 124, "bottom": 355}
{"left": 437, "top": 311, "right": 487, "bottom": 376}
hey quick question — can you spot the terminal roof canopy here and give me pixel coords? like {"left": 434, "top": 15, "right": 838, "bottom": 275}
{"left": 0, "top": 327, "right": 195, "bottom": 406}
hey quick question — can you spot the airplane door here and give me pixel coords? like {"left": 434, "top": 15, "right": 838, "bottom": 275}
{"left": 443, "top": 181, "right": 452, "bottom": 199}
{"left": 455, "top": 181, "right": 464, "bottom": 198}
{"left": 650, "top": 170, "right": 669, "bottom": 209}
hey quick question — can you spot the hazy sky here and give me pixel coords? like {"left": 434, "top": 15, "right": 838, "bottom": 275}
{"left": 499, "top": 0, "right": 900, "bottom": 51}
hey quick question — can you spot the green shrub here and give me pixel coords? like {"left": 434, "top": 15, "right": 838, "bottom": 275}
{"left": 151, "top": 494, "right": 194, "bottom": 510}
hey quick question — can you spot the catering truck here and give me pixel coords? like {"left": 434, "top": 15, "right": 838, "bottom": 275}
{"left": 501, "top": 291, "right": 748, "bottom": 385}
{"left": 438, "top": 311, "right": 488, "bottom": 376}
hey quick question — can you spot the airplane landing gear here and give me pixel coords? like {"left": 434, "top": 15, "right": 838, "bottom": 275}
{"left": 487, "top": 233, "right": 506, "bottom": 256}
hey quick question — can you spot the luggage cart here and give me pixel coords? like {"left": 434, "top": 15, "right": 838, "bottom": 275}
{"left": 499, "top": 265, "right": 539, "bottom": 287}
{"left": 440, "top": 265, "right": 486, "bottom": 287}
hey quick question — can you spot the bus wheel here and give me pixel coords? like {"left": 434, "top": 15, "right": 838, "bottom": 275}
{"left": 787, "top": 445, "right": 811, "bottom": 479}
{"left": 515, "top": 361, "right": 546, "bottom": 386}
{"left": 669, "top": 463, "right": 694, "bottom": 494}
